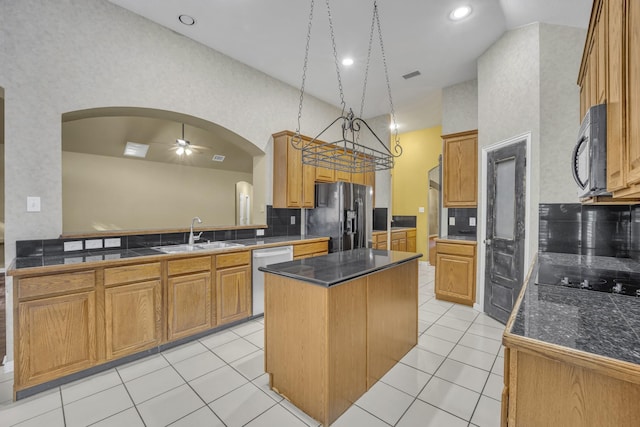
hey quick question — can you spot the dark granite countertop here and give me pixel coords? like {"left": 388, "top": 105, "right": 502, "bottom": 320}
{"left": 437, "top": 235, "right": 477, "bottom": 242}
{"left": 258, "top": 248, "right": 422, "bottom": 287}
{"left": 509, "top": 252, "right": 640, "bottom": 365}
{"left": 9, "top": 235, "right": 328, "bottom": 273}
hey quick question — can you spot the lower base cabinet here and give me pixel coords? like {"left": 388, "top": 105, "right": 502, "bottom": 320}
{"left": 167, "top": 272, "right": 213, "bottom": 341}
{"left": 105, "top": 280, "right": 162, "bottom": 360}
{"left": 435, "top": 240, "right": 476, "bottom": 306}
{"left": 216, "top": 265, "right": 251, "bottom": 325}
{"left": 17, "top": 291, "right": 97, "bottom": 388}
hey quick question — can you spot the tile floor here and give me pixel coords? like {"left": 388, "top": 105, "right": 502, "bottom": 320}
{"left": 0, "top": 262, "right": 505, "bottom": 426}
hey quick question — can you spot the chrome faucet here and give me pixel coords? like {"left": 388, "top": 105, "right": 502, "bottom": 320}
{"left": 188, "top": 216, "right": 203, "bottom": 245}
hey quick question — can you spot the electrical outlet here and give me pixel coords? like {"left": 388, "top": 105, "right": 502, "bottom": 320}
{"left": 291, "top": 216, "right": 296, "bottom": 225}
{"left": 85, "top": 239, "right": 103, "bottom": 250}
{"left": 27, "top": 196, "right": 41, "bottom": 212}
{"left": 449, "top": 217, "right": 456, "bottom": 226}
{"left": 63, "top": 241, "right": 83, "bottom": 252}
{"left": 470, "top": 217, "right": 476, "bottom": 226}
{"left": 104, "top": 238, "right": 121, "bottom": 248}
{"left": 256, "top": 229, "right": 265, "bottom": 236}
{"left": 418, "top": 207, "right": 425, "bottom": 213}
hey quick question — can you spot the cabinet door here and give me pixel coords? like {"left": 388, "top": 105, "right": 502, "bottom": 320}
{"left": 18, "top": 291, "right": 96, "bottom": 387}
{"left": 435, "top": 253, "right": 475, "bottom": 306}
{"left": 302, "top": 157, "right": 315, "bottom": 208}
{"left": 597, "top": 4, "right": 607, "bottom": 104}
{"left": 443, "top": 131, "right": 478, "bottom": 207}
{"left": 399, "top": 238, "right": 407, "bottom": 251}
{"left": 407, "top": 235, "right": 416, "bottom": 253}
{"left": 216, "top": 265, "right": 251, "bottom": 325}
{"left": 390, "top": 239, "right": 399, "bottom": 251}
{"left": 167, "top": 272, "right": 212, "bottom": 341}
{"left": 314, "top": 143, "right": 336, "bottom": 183}
{"left": 607, "top": 0, "right": 626, "bottom": 191}
{"left": 627, "top": 0, "right": 640, "bottom": 185}
{"left": 105, "top": 280, "right": 162, "bottom": 360}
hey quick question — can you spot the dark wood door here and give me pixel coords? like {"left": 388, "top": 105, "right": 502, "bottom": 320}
{"left": 484, "top": 140, "right": 526, "bottom": 324}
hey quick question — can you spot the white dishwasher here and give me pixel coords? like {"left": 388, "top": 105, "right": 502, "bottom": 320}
{"left": 252, "top": 246, "right": 293, "bottom": 315}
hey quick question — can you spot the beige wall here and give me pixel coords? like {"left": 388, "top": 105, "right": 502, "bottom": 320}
{"left": 62, "top": 151, "right": 252, "bottom": 233}
{"left": 0, "top": 0, "right": 356, "bottom": 362}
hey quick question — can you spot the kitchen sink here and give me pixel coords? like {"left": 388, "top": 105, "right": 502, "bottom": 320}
{"left": 152, "top": 241, "right": 244, "bottom": 254}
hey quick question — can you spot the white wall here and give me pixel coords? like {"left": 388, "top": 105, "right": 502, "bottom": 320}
{"left": 442, "top": 79, "right": 478, "bottom": 135}
{"left": 0, "top": 0, "right": 393, "bottom": 362}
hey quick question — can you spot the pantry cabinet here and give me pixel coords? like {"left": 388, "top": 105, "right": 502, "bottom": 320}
{"left": 579, "top": 0, "right": 640, "bottom": 200}
{"left": 435, "top": 240, "right": 476, "bottom": 306}
{"left": 442, "top": 130, "right": 478, "bottom": 207}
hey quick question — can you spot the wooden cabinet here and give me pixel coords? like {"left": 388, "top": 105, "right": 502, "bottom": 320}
{"left": 435, "top": 240, "right": 476, "bottom": 306}
{"left": 104, "top": 263, "right": 162, "bottom": 360}
{"left": 17, "top": 276, "right": 97, "bottom": 389}
{"left": 372, "top": 231, "right": 388, "bottom": 250}
{"left": 167, "top": 256, "right": 213, "bottom": 341}
{"left": 293, "top": 241, "right": 329, "bottom": 259}
{"left": 406, "top": 229, "right": 417, "bottom": 252}
{"left": 391, "top": 230, "right": 407, "bottom": 251}
{"left": 272, "top": 131, "right": 315, "bottom": 208}
{"left": 580, "top": 0, "right": 640, "bottom": 200}
{"left": 215, "top": 251, "right": 251, "bottom": 325}
{"left": 442, "top": 130, "right": 478, "bottom": 207}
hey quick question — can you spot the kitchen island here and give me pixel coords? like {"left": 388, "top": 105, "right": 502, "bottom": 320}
{"left": 259, "top": 248, "right": 421, "bottom": 426}
{"left": 502, "top": 252, "right": 640, "bottom": 426}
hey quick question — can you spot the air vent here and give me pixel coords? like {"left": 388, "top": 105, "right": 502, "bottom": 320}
{"left": 212, "top": 154, "right": 226, "bottom": 162}
{"left": 123, "top": 142, "right": 149, "bottom": 158}
{"left": 402, "top": 70, "right": 421, "bottom": 80}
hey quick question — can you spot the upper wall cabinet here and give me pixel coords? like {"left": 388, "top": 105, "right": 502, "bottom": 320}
{"left": 442, "top": 130, "right": 478, "bottom": 207}
{"left": 579, "top": 0, "right": 640, "bottom": 201}
{"left": 272, "top": 131, "right": 315, "bottom": 209}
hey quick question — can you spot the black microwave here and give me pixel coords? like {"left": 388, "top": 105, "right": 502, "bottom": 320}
{"left": 572, "top": 104, "right": 609, "bottom": 198}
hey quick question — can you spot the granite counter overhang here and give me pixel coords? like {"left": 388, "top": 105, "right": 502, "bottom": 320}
{"left": 258, "top": 248, "right": 422, "bottom": 287}
{"left": 505, "top": 251, "right": 640, "bottom": 368}
{"left": 8, "top": 235, "right": 329, "bottom": 277}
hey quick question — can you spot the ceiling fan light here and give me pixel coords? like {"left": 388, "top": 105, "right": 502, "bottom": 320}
{"left": 185, "top": 148, "right": 193, "bottom": 156}
{"left": 176, "top": 146, "right": 185, "bottom": 156}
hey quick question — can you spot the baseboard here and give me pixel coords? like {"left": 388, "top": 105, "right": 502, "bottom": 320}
{"left": 3, "top": 358, "right": 13, "bottom": 373}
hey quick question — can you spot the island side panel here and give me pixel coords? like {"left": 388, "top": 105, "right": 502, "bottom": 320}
{"left": 264, "top": 274, "right": 329, "bottom": 424}
{"left": 367, "top": 259, "right": 419, "bottom": 387}
{"left": 327, "top": 277, "right": 367, "bottom": 424}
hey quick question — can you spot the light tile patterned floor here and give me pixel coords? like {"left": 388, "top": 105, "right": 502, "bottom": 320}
{"left": 0, "top": 262, "right": 505, "bottom": 426}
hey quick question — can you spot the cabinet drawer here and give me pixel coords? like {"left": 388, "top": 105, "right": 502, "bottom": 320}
{"left": 104, "top": 262, "right": 161, "bottom": 286}
{"left": 168, "top": 256, "right": 211, "bottom": 276}
{"left": 293, "top": 241, "right": 328, "bottom": 258}
{"left": 391, "top": 231, "right": 407, "bottom": 240}
{"left": 406, "top": 229, "right": 416, "bottom": 238}
{"left": 18, "top": 270, "right": 95, "bottom": 300}
{"left": 436, "top": 242, "right": 475, "bottom": 257}
{"left": 216, "top": 251, "right": 250, "bottom": 269}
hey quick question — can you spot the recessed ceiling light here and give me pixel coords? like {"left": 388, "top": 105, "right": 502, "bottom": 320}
{"left": 449, "top": 5, "right": 472, "bottom": 21}
{"left": 178, "top": 14, "right": 196, "bottom": 26}
{"left": 342, "top": 58, "right": 354, "bottom": 66}
{"left": 123, "top": 142, "right": 149, "bottom": 158}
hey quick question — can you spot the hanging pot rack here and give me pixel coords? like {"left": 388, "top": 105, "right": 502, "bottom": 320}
{"left": 292, "top": 0, "right": 402, "bottom": 173}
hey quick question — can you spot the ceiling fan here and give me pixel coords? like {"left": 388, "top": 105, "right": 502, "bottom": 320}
{"left": 156, "top": 123, "right": 211, "bottom": 157}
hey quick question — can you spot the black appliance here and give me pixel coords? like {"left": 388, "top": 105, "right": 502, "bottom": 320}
{"left": 572, "top": 103, "right": 608, "bottom": 198}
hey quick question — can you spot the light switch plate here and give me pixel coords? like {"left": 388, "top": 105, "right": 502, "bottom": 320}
{"left": 291, "top": 216, "right": 296, "bottom": 225}
{"left": 27, "top": 196, "right": 41, "bottom": 212}
{"left": 470, "top": 217, "right": 476, "bottom": 226}
{"left": 256, "top": 229, "right": 265, "bottom": 236}
{"left": 64, "top": 241, "right": 83, "bottom": 252}
{"left": 104, "top": 238, "right": 121, "bottom": 248}
{"left": 85, "top": 239, "right": 103, "bottom": 249}
{"left": 418, "top": 207, "right": 425, "bottom": 213}
{"left": 449, "top": 217, "right": 456, "bottom": 226}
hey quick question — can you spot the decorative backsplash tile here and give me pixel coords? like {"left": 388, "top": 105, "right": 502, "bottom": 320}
{"left": 392, "top": 215, "right": 417, "bottom": 228}
{"left": 447, "top": 208, "right": 477, "bottom": 238}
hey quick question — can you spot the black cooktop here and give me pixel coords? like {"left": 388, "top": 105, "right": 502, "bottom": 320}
{"left": 536, "top": 262, "right": 640, "bottom": 297}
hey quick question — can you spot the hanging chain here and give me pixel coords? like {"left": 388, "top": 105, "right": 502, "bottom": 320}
{"left": 325, "top": 0, "right": 346, "bottom": 115}
{"left": 359, "top": 1, "right": 376, "bottom": 119}
{"left": 374, "top": 1, "right": 401, "bottom": 152}
{"left": 295, "top": 0, "right": 315, "bottom": 145}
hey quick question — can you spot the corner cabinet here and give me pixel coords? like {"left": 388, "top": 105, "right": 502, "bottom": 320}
{"left": 435, "top": 240, "right": 476, "bottom": 306}
{"left": 579, "top": 0, "right": 640, "bottom": 201}
{"left": 442, "top": 130, "right": 478, "bottom": 207}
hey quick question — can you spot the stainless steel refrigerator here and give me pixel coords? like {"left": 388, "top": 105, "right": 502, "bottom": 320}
{"left": 306, "top": 182, "right": 373, "bottom": 253}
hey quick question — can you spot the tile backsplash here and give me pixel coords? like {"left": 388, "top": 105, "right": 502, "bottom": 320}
{"left": 539, "top": 203, "right": 638, "bottom": 259}
{"left": 447, "top": 208, "right": 477, "bottom": 238}
{"left": 391, "top": 215, "right": 417, "bottom": 228}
